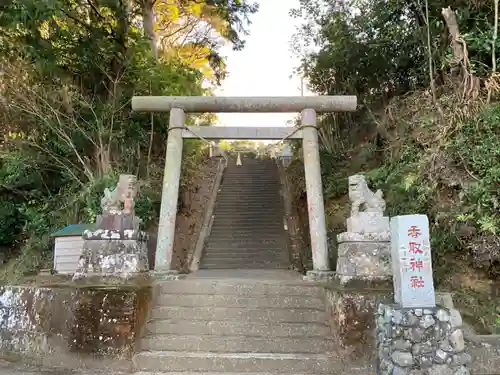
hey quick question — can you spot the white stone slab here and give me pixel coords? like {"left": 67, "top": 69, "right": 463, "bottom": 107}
{"left": 390, "top": 215, "right": 436, "bottom": 308}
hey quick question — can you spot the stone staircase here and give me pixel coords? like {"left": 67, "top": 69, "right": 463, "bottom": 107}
{"left": 134, "top": 272, "right": 335, "bottom": 374}
{"left": 200, "top": 156, "right": 289, "bottom": 269}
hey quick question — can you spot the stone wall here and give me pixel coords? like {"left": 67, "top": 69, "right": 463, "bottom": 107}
{"left": 326, "top": 285, "right": 393, "bottom": 374}
{"left": 376, "top": 303, "right": 471, "bottom": 375}
{"left": 0, "top": 284, "right": 151, "bottom": 369}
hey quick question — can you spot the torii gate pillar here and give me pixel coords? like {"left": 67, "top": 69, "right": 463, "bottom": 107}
{"left": 132, "top": 96, "right": 357, "bottom": 279}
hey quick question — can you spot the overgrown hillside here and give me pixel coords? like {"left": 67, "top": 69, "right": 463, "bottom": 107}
{"left": 0, "top": 0, "right": 257, "bottom": 282}
{"left": 289, "top": 0, "right": 500, "bottom": 333}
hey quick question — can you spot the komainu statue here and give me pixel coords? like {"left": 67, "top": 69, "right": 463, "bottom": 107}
{"left": 348, "top": 174, "right": 386, "bottom": 216}
{"left": 101, "top": 186, "right": 121, "bottom": 215}
{"left": 100, "top": 174, "right": 138, "bottom": 215}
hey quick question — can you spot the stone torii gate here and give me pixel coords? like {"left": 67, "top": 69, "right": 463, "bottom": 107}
{"left": 131, "top": 96, "right": 357, "bottom": 278}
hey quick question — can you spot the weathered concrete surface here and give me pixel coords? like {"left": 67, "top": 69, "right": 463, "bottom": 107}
{"left": 336, "top": 239, "right": 391, "bottom": 285}
{"left": 75, "top": 235, "right": 149, "bottom": 278}
{"left": 131, "top": 95, "right": 358, "bottom": 113}
{"left": 0, "top": 284, "right": 151, "bottom": 369}
{"left": 325, "top": 286, "right": 393, "bottom": 373}
{"left": 466, "top": 335, "right": 500, "bottom": 374}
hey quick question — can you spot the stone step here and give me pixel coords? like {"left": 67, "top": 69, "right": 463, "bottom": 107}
{"left": 216, "top": 200, "right": 280, "bottom": 204}
{"left": 208, "top": 225, "right": 284, "bottom": 234}
{"left": 212, "top": 212, "right": 281, "bottom": 216}
{"left": 215, "top": 206, "right": 282, "bottom": 212}
{"left": 204, "top": 242, "right": 286, "bottom": 247}
{"left": 206, "top": 233, "right": 285, "bottom": 240}
{"left": 211, "top": 214, "right": 282, "bottom": 219}
{"left": 157, "top": 294, "right": 324, "bottom": 309}
{"left": 220, "top": 185, "right": 279, "bottom": 188}
{"left": 205, "top": 242, "right": 284, "bottom": 247}
{"left": 149, "top": 306, "right": 326, "bottom": 321}
{"left": 133, "top": 351, "right": 332, "bottom": 373}
{"left": 217, "top": 191, "right": 280, "bottom": 195}
{"left": 221, "top": 180, "right": 279, "bottom": 184}
{"left": 220, "top": 181, "right": 279, "bottom": 185}
{"left": 219, "top": 189, "right": 279, "bottom": 193}
{"left": 207, "top": 231, "right": 284, "bottom": 236}
{"left": 141, "top": 334, "right": 333, "bottom": 353}
{"left": 201, "top": 251, "right": 287, "bottom": 257}
{"left": 207, "top": 238, "right": 287, "bottom": 244}
{"left": 207, "top": 235, "right": 285, "bottom": 241}
{"left": 199, "top": 262, "right": 289, "bottom": 270}
{"left": 208, "top": 229, "right": 284, "bottom": 235}
{"left": 204, "top": 251, "right": 287, "bottom": 259}
{"left": 218, "top": 188, "right": 280, "bottom": 192}
{"left": 210, "top": 215, "right": 282, "bottom": 220}
{"left": 210, "top": 218, "right": 282, "bottom": 223}
{"left": 200, "top": 262, "right": 289, "bottom": 270}
{"left": 211, "top": 217, "right": 283, "bottom": 222}
{"left": 146, "top": 319, "right": 330, "bottom": 337}
{"left": 213, "top": 206, "right": 281, "bottom": 211}
{"left": 200, "top": 256, "right": 287, "bottom": 264}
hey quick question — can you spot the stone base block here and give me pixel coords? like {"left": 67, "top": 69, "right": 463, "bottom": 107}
{"left": 336, "top": 233, "right": 391, "bottom": 285}
{"left": 347, "top": 212, "right": 389, "bottom": 234}
{"left": 376, "top": 303, "right": 472, "bottom": 375}
{"left": 74, "top": 238, "right": 149, "bottom": 280}
{"left": 303, "top": 270, "right": 336, "bottom": 282}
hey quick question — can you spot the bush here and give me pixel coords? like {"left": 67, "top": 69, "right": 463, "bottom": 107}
{"left": 0, "top": 199, "right": 21, "bottom": 250}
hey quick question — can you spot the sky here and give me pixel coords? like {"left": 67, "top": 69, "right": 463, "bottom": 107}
{"left": 214, "top": 0, "right": 313, "bottom": 129}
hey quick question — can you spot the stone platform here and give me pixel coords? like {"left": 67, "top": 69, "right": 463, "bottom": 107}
{"left": 336, "top": 232, "right": 391, "bottom": 285}
{"left": 74, "top": 229, "right": 149, "bottom": 279}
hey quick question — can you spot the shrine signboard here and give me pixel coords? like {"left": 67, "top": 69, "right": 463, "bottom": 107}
{"left": 390, "top": 215, "right": 436, "bottom": 308}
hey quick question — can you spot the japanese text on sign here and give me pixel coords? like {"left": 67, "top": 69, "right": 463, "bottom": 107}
{"left": 407, "top": 225, "right": 426, "bottom": 289}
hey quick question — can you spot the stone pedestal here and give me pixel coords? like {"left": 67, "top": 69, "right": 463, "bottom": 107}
{"left": 73, "top": 229, "right": 149, "bottom": 279}
{"left": 336, "top": 232, "right": 391, "bottom": 285}
{"left": 376, "top": 303, "right": 472, "bottom": 375}
{"left": 347, "top": 212, "right": 390, "bottom": 234}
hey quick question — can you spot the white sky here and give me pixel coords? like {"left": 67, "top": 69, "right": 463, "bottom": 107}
{"left": 214, "top": 0, "right": 313, "bottom": 129}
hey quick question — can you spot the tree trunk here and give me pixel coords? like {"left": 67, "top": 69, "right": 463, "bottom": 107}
{"left": 142, "top": 0, "right": 158, "bottom": 59}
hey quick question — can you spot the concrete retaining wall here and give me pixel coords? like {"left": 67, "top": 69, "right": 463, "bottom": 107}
{"left": 0, "top": 284, "right": 151, "bottom": 370}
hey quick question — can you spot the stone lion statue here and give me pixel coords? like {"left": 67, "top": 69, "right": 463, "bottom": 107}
{"left": 100, "top": 186, "right": 120, "bottom": 214}
{"left": 348, "top": 174, "right": 385, "bottom": 216}
{"left": 100, "top": 174, "right": 137, "bottom": 215}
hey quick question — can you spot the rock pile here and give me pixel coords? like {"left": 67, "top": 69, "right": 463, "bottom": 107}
{"left": 376, "top": 303, "right": 472, "bottom": 375}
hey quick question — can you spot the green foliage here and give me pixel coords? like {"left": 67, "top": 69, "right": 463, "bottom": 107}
{"left": 0, "top": 0, "right": 256, "bottom": 281}
{"left": 287, "top": 0, "right": 500, "bottom": 332}
{"left": 292, "top": 0, "right": 498, "bottom": 100}
{"left": 450, "top": 106, "right": 500, "bottom": 235}
{"left": 0, "top": 199, "right": 21, "bottom": 249}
